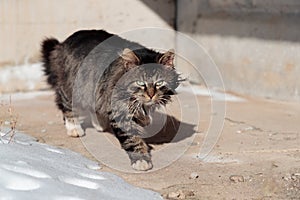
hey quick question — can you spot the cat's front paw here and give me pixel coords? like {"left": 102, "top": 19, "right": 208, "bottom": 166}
{"left": 128, "top": 152, "right": 153, "bottom": 171}
{"left": 132, "top": 159, "right": 153, "bottom": 171}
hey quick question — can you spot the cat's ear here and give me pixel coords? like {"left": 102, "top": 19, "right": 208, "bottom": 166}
{"left": 158, "top": 49, "right": 175, "bottom": 68}
{"left": 120, "top": 48, "right": 140, "bottom": 68}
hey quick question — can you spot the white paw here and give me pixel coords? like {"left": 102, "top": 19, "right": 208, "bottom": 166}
{"left": 65, "top": 118, "right": 85, "bottom": 137}
{"left": 67, "top": 128, "right": 85, "bottom": 137}
{"left": 131, "top": 160, "right": 153, "bottom": 171}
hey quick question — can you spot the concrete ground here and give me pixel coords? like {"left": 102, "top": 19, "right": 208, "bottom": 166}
{"left": 1, "top": 89, "right": 299, "bottom": 199}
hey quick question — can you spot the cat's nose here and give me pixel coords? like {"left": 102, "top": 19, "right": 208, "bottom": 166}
{"left": 147, "top": 88, "right": 155, "bottom": 99}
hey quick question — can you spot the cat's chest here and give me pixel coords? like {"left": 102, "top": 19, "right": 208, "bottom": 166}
{"left": 133, "top": 106, "right": 154, "bottom": 127}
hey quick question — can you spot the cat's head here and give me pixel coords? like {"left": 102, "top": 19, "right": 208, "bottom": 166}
{"left": 115, "top": 48, "right": 183, "bottom": 110}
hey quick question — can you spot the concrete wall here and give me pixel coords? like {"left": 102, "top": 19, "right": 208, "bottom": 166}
{"left": 0, "top": 0, "right": 174, "bottom": 66}
{"left": 1, "top": 0, "right": 300, "bottom": 101}
{"left": 177, "top": 0, "right": 300, "bottom": 101}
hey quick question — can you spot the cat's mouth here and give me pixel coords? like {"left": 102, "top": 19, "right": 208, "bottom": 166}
{"left": 141, "top": 102, "right": 156, "bottom": 116}
{"left": 144, "top": 100, "right": 154, "bottom": 106}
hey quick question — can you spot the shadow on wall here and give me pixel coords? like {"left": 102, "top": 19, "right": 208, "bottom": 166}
{"left": 140, "top": 0, "right": 175, "bottom": 28}
{"left": 177, "top": 0, "right": 300, "bottom": 42}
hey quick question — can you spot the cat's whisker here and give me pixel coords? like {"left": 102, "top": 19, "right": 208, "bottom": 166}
{"left": 129, "top": 100, "right": 140, "bottom": 115}
{"left": 132, "top": 101, "right": 140, "bottom": 111}
{"left": 156, "top": 97, "right": 169, "bottom": 106}
{"left": 134, "top": 102, "right": 142, "bottom": 114}
{"left": 128, "top": 99, "right": 138, "bottom": 107}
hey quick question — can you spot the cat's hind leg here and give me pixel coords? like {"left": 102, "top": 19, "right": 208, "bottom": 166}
{"left": 55, "top": 88, "right": 85, "bottom": 137}
{"left": 64, "top": 112, "right": 85, "bottom": 137}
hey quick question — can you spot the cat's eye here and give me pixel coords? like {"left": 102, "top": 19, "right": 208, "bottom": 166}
{"left": 136, "top": 80, "right": 146, "bottom": 87}
{"left": 155, "top": 80, "right": 165, "bottom": 87}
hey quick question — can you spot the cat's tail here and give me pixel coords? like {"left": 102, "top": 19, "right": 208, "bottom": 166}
{"left": 41, "top": 38, "right": 60, "bottom": 87}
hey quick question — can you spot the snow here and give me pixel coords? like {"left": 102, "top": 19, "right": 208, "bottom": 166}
{"left": 0, "top": 130, "right": 162, "bottom": 200}
{"left": 0, "top": 91, "right": 53, "bottom": 100}
{"left": 0, "top": 63, "right": 44, "bottom": 91}
{"left": 177, "top": 84, "right": 246, "bottom": 102}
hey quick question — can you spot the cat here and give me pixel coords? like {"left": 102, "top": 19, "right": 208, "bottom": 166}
{"left": 41, "top": 29, "right": 182, "bottom": 171}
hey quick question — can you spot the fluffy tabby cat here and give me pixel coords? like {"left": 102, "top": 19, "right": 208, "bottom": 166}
{"left": 41, "top": 30, "right": 182, "bottom": 171}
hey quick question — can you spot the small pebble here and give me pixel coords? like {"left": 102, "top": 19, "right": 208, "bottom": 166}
{"left": 167, "top": 190, "right": 194, "bottom": 199}
{"left": 272, "top": 163, "right": 279, "bottom": 168}
{"left": 229, "top": 175, "right": 244, "bottom": 183}
{"left": 189, "top": 172, "right": 199, "bottom": 179}
{"left": 41, "top": 129, "right": 47, "bottom": 133}
{"left": 184, "top": 190, "right": 195, "bottom": 197}
{"left": 244, "top": 126, "right": 254, "bottom": 131}
{"left": 291, "top": 174, "right": 298, "bottom": 181}
{"left": 36, "top": 137, "right": 46, "bottom": 143}
{"left": 167, "top": 191, "right": 180, "bottom": 199}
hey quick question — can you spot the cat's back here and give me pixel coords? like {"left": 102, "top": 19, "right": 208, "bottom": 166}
{"left": 61, "top": 30, "right": 114, "bottom": 57}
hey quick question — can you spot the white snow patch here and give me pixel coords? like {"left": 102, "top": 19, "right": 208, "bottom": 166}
{"left": 0, "top": 63, "right": 44, "bottom": 91}
{"left": 0, "top": 132, "right": 162, "bottom": 200}
{"left": 58, "top": 176, "right": 100, "bottom": 189}
{"left": 0, "top": 91, "right": 53, "bottom": 101}
{"left": 85, "top": 163, "right": 102, "bottom": 170}
{"left": 44, "top": 147, "right": 64, "bottom": 154}
{"left": 78, "top": 172, "right": 106, "bottom": 180}
{"left": 0, "top": 168, "right": 41, "bottom": 191}
{"left": 177, "top": 85, "right": 246, "bottom": 102}
{"left": 1, "top": 164, "right": 51, "bottom": 178}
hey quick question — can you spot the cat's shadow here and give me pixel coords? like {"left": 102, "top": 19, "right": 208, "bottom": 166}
{"left": 143, "top": 112, "right": 196, "bottom": 144}
{"left": 82, "top": 111, "right": 196, "bottom": 145}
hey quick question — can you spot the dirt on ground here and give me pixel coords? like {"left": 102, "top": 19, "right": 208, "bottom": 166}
{"left": 1, "top": 90, "right": 299, "bottom": 200}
